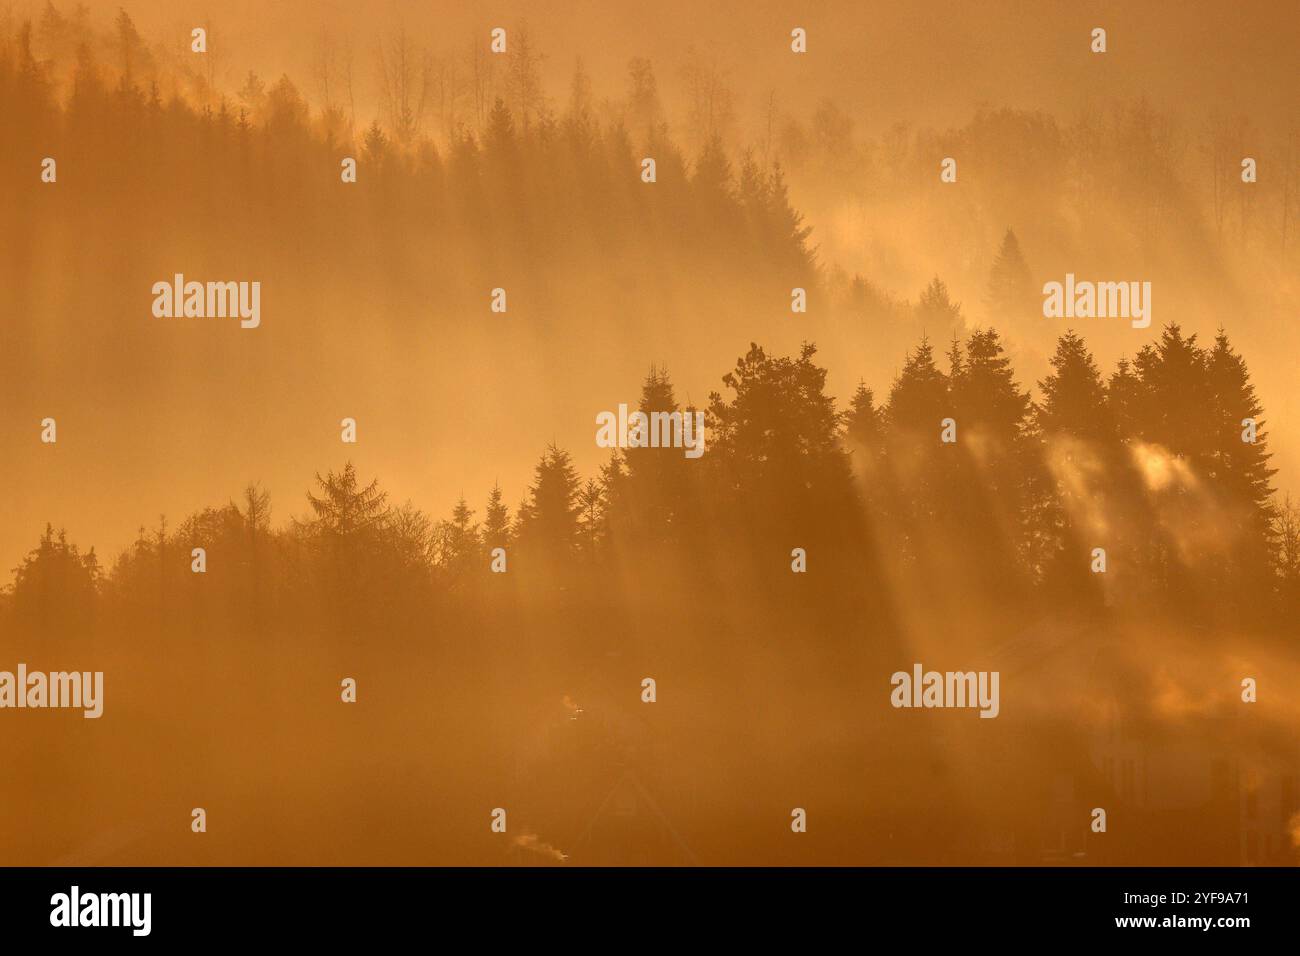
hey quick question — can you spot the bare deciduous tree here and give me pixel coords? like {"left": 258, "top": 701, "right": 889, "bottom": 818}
{"left": 680, "top": 46, "right": 735, "bottom": 148}
{"left": 376, "top": 27, "right": 431, "bottom": 146}
{"left": 504, "top": 21, "right": 544, "bottom": 134}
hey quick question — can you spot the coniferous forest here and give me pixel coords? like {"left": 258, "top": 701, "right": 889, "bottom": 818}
{"left": 2, "top": 4, "right": 1298, "bottom": 866}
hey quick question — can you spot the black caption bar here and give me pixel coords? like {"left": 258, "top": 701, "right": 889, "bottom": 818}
{"left": 0, "top": 866, "right": 1291, "bottom": 943}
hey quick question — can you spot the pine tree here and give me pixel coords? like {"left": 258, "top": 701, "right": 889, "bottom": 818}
{"left": 692, "top": 133, "right": 735, "bottom": 209}
{"left": 37, "top": 2, "right": 71, "bottom": 65}
{"left": 984, "top": 228, "right": 1037, "bottom": 323}
{"left": 485, "top": 96, "right": 516, "bottom": 154}
{"left": 9, "top": 524, "right": 100, "bottom": 631}
{"left": 764, "top": 161, "right": 814, "bottom": 275}
{"left": 576, "top": 478, "right": 605, "bottom": 561}
{"left": 956, "top": 328, "right": 1031, "bottom": 455}
{"left": 237, "top": 70, "right": 267, "bottom": 118}
{"left": 915, "top": 277, "right": 966, "bottom": 345}
{"left": 945, "top": 333, "right": 965, "bottom": 387}
{"left": 1204, "top": 329, "right": 1278, "bottom": 613}
{"left": 67, "top": 41, "right": 103, "bottom": 121}
{"left": 515, "top": 444, "right": 583, "bottom": 560}
{"left": 881, "top": 337, "right": 953, "bottom": 564}
{"left": 1125, "top": 326, "right": 1231, "bottom": 616}
{"left": 611, "top": 365, "right": 696, "bottom": 548}
{"left": 1131, "top": 324, "right": 1210, "bottom": 456}
{"left": 737, "top": 148, "right": 765, "bottom": 218}
{"left": 113, "top": 9, "right": 148, "bottom": 80}
{"left": 708, "top": 343, "right": 847, "bottom": 482}
{"left": 1036, "top": 331, "right": 1113, "bottom": 441}
{"left": 1031, "top": 332, "right": 1118, "bottom": 606}
{"left": 1105, "top": 357, "right": 1145, "bottom": 440}
{"left": 885, "top": 337, "right": 948, "bottom": 433}
{"left": 567, "top": 56, "right": 593, "bottom": 128}
{"left": 953, "top": 329, "right": 1033, "bottom": 591}
{"left": 304, "top": 462, "right": 389, "bottom": 542}
{"left": 844, "top": 381, "right": 883, "bottom": 450}
{"left": 483, "top": 482, "right": 511, "bottom": 552}
{"left": 843, "top": 381, "right": 884, "bottom": 509}
{"left": 436, "top": 496, "right": 481, "bottom": 581}
{"left": 706, "top": 342, "right": 855, "bottom": 547}
{"left": 450, "top": 497, "right": 479, "bottom": 545}
{"left": 1206, "top": 329, "right": 1276, "bottom": 514}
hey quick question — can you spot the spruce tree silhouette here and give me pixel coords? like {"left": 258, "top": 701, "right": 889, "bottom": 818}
{"left": 514, "top": 443, "right": 583, "bottom": 574}
{"left": 435, "top": 497, "right": 482, "bottom": 588}
{"left": 844, "top": 381, "right": 883, "bottom": 451}
{"left": 608, "top": 365, "right": 695, "bottom": 552}
{"left": 1036, "top": 331, "right": 1113, "bottom": 442}
{"left": 706, "top": 342, "right": 854, "bottom": 551}
{"left": 1033, "top": 331, "right": 1118, "bottom": 608}
{"left": 482, "top": 483, "right": 512, "bottom": 554}
{"left": 1205, "top": 329, "right": 1277, "bottom": 618}
{"left": 9, "top": 524, "right": 100, "bottom": 634}
{"left": 984, "top": 228, "right": 1037, "bottom": 324}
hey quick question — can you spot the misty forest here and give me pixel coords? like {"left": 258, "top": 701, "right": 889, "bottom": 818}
{"left": 2, "top": 6, "right": 1299, "bottom": 866}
